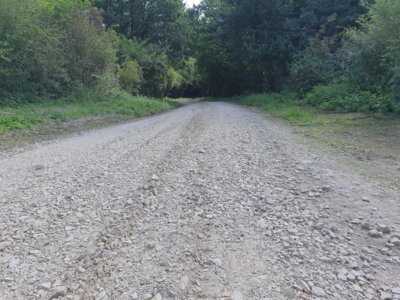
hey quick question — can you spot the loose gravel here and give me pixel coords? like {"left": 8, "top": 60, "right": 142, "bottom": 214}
{"left": 0, "top": 102, "right": 399, "bottom": 300}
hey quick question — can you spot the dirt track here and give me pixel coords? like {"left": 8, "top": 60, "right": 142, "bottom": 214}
{"left": 0, "top": 102, "right": 399, "bottom": 300}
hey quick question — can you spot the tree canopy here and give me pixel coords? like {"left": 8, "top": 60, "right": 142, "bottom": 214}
{"left": 1, "top": 0, "right": 400, "bottom": 112}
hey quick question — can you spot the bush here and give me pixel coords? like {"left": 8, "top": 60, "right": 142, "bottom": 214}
{"left": 304, "top": 83, "right": 392, "bottom": 112}
{"left": 303, "top": 83, "right": 352, "bottom": 106}
{"left": 118, "top": 60, "right": 143, "bottom": 95}
{"left": 320, "top": 92, "right": 392, "bottom": 112}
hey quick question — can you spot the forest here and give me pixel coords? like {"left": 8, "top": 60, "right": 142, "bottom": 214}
{"left": 0, "top": 0, "right": 400, "bottom": 114}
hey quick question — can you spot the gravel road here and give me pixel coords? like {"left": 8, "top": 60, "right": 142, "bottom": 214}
{"left": 0, "top": 102, "right": 399, "bottom": 300}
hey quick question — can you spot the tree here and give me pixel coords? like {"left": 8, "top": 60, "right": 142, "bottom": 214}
{"left": 0, "top": 0, "right": 119, "bottom": 103}
{"left": 342, "top": 0, "right": 400, "bottom": 107}
{"left": 118, "top": 38, "right": 170, "bottom": 97}
{"left": 61, "top": 8, "right": 118, "bottom": 87}
{"left": 0, "top": 0, "right": 67, "bottom": 100}
{"left": 193, "top": 0, "right": 295, "bottom": 95}
{"left": 288, "top": 37, "right": 339, "bottom": 95}
{"left": 95, "top": 0, "right": 192, "bottom": 58}
{"left": 192, "top": 0, "right": 368, "bottom": 96}
{"left": 292, "top": 0, "right": 367, "bottom": 49}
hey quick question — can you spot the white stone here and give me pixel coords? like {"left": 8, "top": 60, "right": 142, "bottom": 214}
{"left": 231, "top": 290, "right": 244, "bottom": 300}
{"left": 312, "top": 286, "right": 326, "bottom": 297}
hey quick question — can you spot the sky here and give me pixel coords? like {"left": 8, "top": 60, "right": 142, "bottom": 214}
{"left": 184, "top": 0, "right": 202, "bottom": 7}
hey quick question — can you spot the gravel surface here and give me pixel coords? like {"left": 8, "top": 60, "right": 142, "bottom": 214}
{"left": 0, "top": 102, "right": 399, "bottom": 300}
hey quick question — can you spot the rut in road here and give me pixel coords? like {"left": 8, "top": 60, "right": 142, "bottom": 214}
{"left": 0, "top": 102, "right": 399, "bottom": 300}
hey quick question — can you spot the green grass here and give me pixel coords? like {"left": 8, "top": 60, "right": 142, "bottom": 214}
{"left": 0, "top": 95, "right": 180, "bottom": 134}
{"left": 228, "top": 93, "right": 400, "bottom": 128}
{"left": 231, "top": 93, "right": 319, "bottom": 125}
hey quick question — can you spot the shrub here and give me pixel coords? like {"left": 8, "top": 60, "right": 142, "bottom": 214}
{"left": 304, "top": 83, "right": 392, "bottom": 112}
{"left": 319, "top": 92, "right": 392, "bottom": 112}
{"left": 118, "top": 60, "right": 143, "bottom": 95}
{"left": 303, "top": 83, "right": 353, "bottom": 106}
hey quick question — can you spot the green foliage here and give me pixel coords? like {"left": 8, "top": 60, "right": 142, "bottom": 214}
{"left": 2, "top": 0, "right": 399, "bottom": 116}
{"left": 166, "top": 68, "right": 184, "bottom": 90}
{"left": 179, "top": 58, "right": 201, "bottom": 88}
{"left": 61, "top": 8, "right": 118, "bottom": 87}
{"left": 342, "top": 0, "right": 400, "bottom": 103}
{"left": 118, "top": 38, "right": 170, "bottom": 97}
{"left": 117, "top": 38, "right": 200, "bottom": 97}
{"left": 193, "top": 0, "right": 367, "bottom": 96}
{"left": 304, "top": 83, "right": 393, "bottom": 112}
{"left": 320, "top": 92, "right": 392, "bottom": 113}
{"left": 288, "top": 37, "right": 338, "bottom": 95}
{"left": 0, "top": 95, "right": 179, "bottom": 133}
{"left": 0, "top": 0, "right": 118, "bottom": 104}
{"left": 0, "top": 0, "right": 67, "bottom": 100}
{"left": 292, "top": 0, "right": 368, "bottom": 48}
{"left": 195, "top": 0, "right": 295, "bottom": 95}
{"left": 196, "top": 41, "right": 243, "bottom": 96}
{"left": 285, "top": 0, "right": 400, "bottom": 114}
{"left": 303, "top": 83, "right": 353, "bottom": 106}
{"left": 95, "top": 0, "right": 193, "bottom": 58}
{"left": 118, "top": 60, "right": 143, "bottom": 95}
{"left": 0, "top": 109, "right": 44, "bottom": 132}
{"left": 224, "top": 0, "right": 293, "bottom": 92}
{"left": 0, "top": 0, "right": 199, "bottom": 105}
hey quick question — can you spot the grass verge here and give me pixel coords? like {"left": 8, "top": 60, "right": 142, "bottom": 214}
{"left": 231, "top": 93, "right": 400, "bottom": 135}
{"left": 0, "top": 96, "right": 180, "bottom": 134}
{"left": 0, "top": 94, "right": 181, "bottom": 151}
